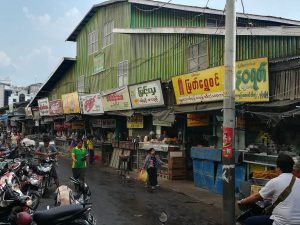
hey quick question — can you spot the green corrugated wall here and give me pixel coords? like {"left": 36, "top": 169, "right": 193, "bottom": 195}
{"left": 46, "top": 2, "right": 300, "bottom": 98}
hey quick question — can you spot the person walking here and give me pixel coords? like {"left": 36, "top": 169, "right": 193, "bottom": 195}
{"left": 143, "top": 148, "right": 164, "bottom": 190}
{"left": 71, "top": 138, "right": 88, "bottom": 186}
{"left": 87, "top": 135, "right": 94, "bottom": 164}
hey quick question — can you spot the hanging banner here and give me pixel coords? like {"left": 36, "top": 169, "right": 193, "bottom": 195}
{"left": 129, "top": 80, "right": 164, "bottom": 109}
{"left": 222, "top": 127, "right": 233, "bottom": 158}
{"left": 102, "top": 119, "right": 116, "bottom": 128}
{"left": 71, "top": 121, "right": 85, "bottom": 129}
{"left": 37, "top": 98, "right": 50, "bottom": 116}
{"left": 91, "top": 119, "right": 102, "bottom": 128}
{"left": 153, "top": 116, "right": 173, "bottom": 127}
{"left": 102, "top": 87, "right": 131, "bottom": 111}
{"left": 187, "top": 114, "right": 209, "bottom": 127}
{"left": 81, "top": 93, "right": 104, "bottom": 115}
{"left": 127, "top": 114, "right": 143, "bottom": 128}
{"left": 62, "top": 92, "right": 80, "bottom": 114}
{"left": 172, "top": 58, "right": 269, "bottom": 104}
{"left": 49, "top": 100, "right": 63, "bottom": 116}
{"left": 235, "top": 57, "right": 269, "bottom": 102}
{"left": 25, "top": 107, "right": 33, "bottom": 118}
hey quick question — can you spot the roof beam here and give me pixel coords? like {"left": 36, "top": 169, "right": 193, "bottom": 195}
{"left": 113, "top": 26, "right": 300, "bottom": 36}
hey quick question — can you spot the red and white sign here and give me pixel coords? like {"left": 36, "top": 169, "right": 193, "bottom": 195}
{"left": 222, "top": 127, "right": 233, "bottom": 158}
{"left": 49, "top": 100, "right": 63, "bottom": 116}
{"left": 81, "top": 94, "right": 104, "bottom": 115}
{"left": 38, "top": 98, "right": 50, "bottom": 116}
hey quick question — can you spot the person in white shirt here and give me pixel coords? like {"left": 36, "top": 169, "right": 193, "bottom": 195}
{"left": 237, "top": 154, "right": 300, "bottom": 225}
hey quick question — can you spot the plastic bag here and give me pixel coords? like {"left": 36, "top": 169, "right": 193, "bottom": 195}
{"left": 137, "top": 170, "right": 148, "bottom": 183}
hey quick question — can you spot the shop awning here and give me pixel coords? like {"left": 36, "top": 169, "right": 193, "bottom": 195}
{"left": 249, "top": 99, "right": 300, "bottom": 108}
{"left": 173, "top": 101, "right": 223, "bottom": 114}
{"left": 106, "top": 110, "right": 134, "bottom": 117}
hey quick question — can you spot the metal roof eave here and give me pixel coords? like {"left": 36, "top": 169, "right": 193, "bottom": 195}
{"left": 28, "top": 57, "right": 76, "bottom": 107}
{"left": 113, "top": 26, "right": 300, "bottom": 36}
{"left": 66, "top": 0, "right": 126, "bottom": 42}
{"left": 66, "top": 0, "right": 300, "bottom": 43}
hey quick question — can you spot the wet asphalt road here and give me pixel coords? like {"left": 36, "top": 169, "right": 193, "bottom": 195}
{"left": 38, "top": 156, "right": 221, "bottom": 225}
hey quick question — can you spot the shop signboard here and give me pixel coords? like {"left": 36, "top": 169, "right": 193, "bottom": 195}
{"left": 235, "top": 57, "right": 269, "bottom": 102}
{"left": 91, "top": 119, "right": 102, "bottom": 128}
{"left": 71, "top": 121, "right": 85, "bottom": 129}
{"left": 81, "top": 94, "right": 104, "bottom": 115}
{"left": 172, "top": 58, "right": 269, "bottom": 104}
{"left": 127, "top": 114, "right": 143, "bottom": 128}
{"left": 49, "top": 100, "right": 63, "bottom": 116}
{"left": 62, "top": 92, "right": 80, "bottom": 114}
{"left": 187, "top": 114, "right": 209, "bottom": 127}
{"left": 102, "top": 87, "right": 131, "bottom": 111}
{"left": 129, "top": 80, "right": 164, "bottom": 109}
{"left": 102, "top": 119, "right": 116, "bottom": 128}
{"left": 172, "top": 66, "right": 224, "bottom": 105}
{"left": 153, "top": 116, "right": 173, "bottom": 127}
{"left": 38, "top": 98, "right": 50, "bottom": 116}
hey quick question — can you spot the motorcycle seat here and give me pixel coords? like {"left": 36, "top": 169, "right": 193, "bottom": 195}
{"left": 33, "top": 204, "right": 84, "bottom": 224}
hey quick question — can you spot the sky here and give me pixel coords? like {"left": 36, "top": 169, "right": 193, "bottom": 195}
{"left": 0, "top": 0, "right": 299, "bottom": 86}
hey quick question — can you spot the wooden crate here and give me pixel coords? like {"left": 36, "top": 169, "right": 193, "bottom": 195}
{"left": 169, "top": 157, "right": 186, "bottom": 169}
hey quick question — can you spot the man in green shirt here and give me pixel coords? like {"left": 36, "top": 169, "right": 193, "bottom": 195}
{"left": 72, "top": 139, "right": 88, "bottom": 185}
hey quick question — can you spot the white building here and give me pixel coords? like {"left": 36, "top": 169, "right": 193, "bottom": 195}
{"left": 8, "top": 83, "right": 42, "bottom": 106}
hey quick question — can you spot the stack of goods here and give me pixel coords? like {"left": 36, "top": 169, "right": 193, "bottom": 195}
{"left": 252, "top": 170, "right": 280, "bottom": 179}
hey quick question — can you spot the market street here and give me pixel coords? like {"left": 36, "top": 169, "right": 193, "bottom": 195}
{"left": 38, "top": 156, "right": 221, "bottom": 225}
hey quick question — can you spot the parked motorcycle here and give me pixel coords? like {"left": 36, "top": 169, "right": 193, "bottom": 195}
{"left": 0, "top": 180, "right": 33, "bottom": 224}
{"left": 69, "top": 177, "right": 91, "bottom": 204}
{"left": 36, "top": 157, "right": 55, "bottom": 195}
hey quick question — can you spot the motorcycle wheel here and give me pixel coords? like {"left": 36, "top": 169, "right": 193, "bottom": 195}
{"left": 29, "top": 191, "right": 40, "bottom": 210}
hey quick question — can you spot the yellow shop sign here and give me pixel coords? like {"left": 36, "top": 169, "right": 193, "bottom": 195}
{"left": 172, "top": 58, "right": 269, "bottom": 104}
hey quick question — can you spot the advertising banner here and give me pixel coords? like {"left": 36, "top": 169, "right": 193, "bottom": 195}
{"left": 127, "top": 114, "right": 143, "bottom": 128}
{"left": 102, "top": 87, "right": 131, "bottom": 111}
{"left": 172, "top": 58, "right": 269, "bottom": 104}
{"left": 222, "top": 127, "right": 233, "bottom": 158}
{"left": 38, "top": 98, "right": 50, "bottom": 116}
{"left": 152, "top": 116, "right": 173, "bottom": 127}
{"left": 187, "top": 114, "right": 209, "bottom": 127}
{"left": 49, "top": 100, "right": 63, "bottom": 116}
{"left": 62, "top": 92, "right": 80, "bottom": 114}
{"left": 81, "top": 93, "right": 104, "bottom": 115}
{"left": 71, "top": 121, "right": 85, "bottom": 129}
{"left": 129, "top": 80, "right": 164, "bottom": 109}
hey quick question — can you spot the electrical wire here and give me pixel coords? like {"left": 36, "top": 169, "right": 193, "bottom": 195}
{"left": 134, "top": 0, "right": 173, "bottom": 12}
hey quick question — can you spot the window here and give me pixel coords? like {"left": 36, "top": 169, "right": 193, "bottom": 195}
{"left": 52, "top": 93, "right": 57, "bottom": 100}
{"left": 87, "top": 31, "right": 98, "bottom": 55}
{"left": 93, "top": 53, "right": 105, "bottom": 74}
{"left": 103, "top": 21, "right": 114, "bottom": 48}
{"left": 207, "top": 18, "right": 225, "bottom": 27}
{"left": 77, "top": 75, "right": 85, "bottom": 94}
{"left": 118, "top": 61, "right": 128, "bottom": 87}
{"left": 19, "top": 94, "right": 25, "bottom": 102}
{"left": 13, "top": 99, "right": 17, "bottom": 103}
{"left": 187, "top": 41, "right": 209, "bottom": 73}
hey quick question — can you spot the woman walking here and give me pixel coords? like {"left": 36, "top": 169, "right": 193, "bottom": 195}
{"left": 72, "top": 138, "right": 88, "bottom": 188}
{"left": 143, "top": 148, "right": 164, "bottom": 190}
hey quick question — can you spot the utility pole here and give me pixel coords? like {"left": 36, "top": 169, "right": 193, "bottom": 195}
{"left": 222, "top": 0, "right": 236, "bottom": 224}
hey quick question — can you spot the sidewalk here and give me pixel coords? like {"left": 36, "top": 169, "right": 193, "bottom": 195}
{"left": 129, "top": 169, "right": 223, "bottom": 209}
